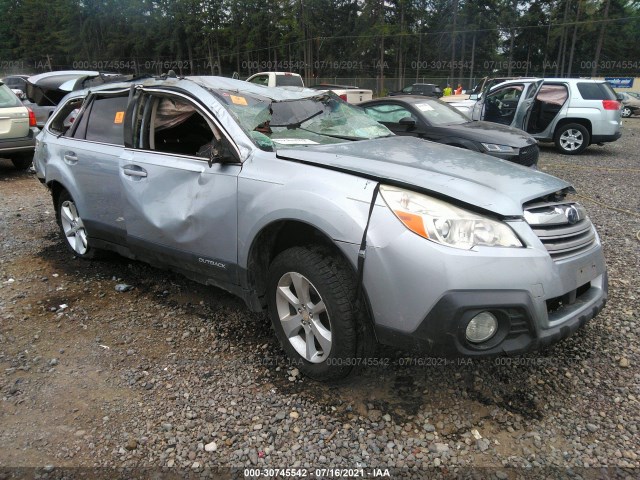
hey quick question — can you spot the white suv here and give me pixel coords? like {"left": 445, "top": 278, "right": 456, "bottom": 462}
{"left": 452, "top": 78, "right": 622, "bottom": 155}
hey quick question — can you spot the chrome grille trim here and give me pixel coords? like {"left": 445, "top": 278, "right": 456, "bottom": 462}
{"left": 525, "top": 202, "right": 597, "bottom": 260}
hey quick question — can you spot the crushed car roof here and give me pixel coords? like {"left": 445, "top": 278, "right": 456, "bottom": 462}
{"left": 66, "top": 75, "right": 321, "bottom": 102}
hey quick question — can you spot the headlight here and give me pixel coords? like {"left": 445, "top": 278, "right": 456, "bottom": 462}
{"left": 481, "top": 143, "right": 516, "bottom": 153}
{"left": 379, "top": 185, "right": 523, "bottom": 249}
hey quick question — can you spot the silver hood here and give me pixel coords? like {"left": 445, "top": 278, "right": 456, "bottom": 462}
{"left": 276, "top": 136, "right": 570, "bottom": 216}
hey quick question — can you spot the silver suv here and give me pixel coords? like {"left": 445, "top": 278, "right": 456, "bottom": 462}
{"left": 453, "top": 78, "right": 622, "bottom": 154}
{"left": 34, "top": 76, "right": 608, "bottom": 380}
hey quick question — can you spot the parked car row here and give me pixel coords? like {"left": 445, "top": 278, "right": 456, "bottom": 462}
{"left": 240, "top": 73, "right": 624, "bottom": 157}
{"left": 239, "top": 73, "right": 538, "bottom": 166}
{"left": 31, "top": 75, "right": 609, "bottom": 381}
{"left": 1, "top": 70, "right": 630, "bottom": 178}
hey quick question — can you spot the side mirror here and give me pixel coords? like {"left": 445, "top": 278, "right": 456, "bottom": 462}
{"left": 399, "top": 117, "right": 416, "bottom": 130}
{"left": 203, "top": 137, "right": 240, "bottom": 167}
{"left": 212, "top": 138, "right": 239, "bottom": 166}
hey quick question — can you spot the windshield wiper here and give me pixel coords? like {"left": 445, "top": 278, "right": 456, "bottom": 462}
{"left": 271, "top": 109, "right": 323, "bottom": 129}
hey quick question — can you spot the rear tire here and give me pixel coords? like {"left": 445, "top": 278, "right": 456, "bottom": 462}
{"left": 621, "top": 107, "right": 632, "bottom": 118}
{"left": 11, "top": 155, "right": 32, "bottom": 170}
{"left": 267, "top": 246, "right": 374, "bottom": 381}
{"left": 554, "top": 123, "right": 589, "bottom": 155}
{"left": 56, "top": 190, "right": 98, "bottom": 259}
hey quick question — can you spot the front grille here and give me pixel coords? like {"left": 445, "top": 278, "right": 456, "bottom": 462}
{"left": 524, "top": 202, "right": 597, "bottom": 260}
{"left": 518, "top": 144, "right": 539, "bottom": 166}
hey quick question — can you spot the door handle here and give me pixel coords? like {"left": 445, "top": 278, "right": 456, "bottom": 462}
{"left": 122, "top": 165, "right": 148, "bottom": 178}
{"left": 63, "top": 151, "right": 78, "bottom": 164}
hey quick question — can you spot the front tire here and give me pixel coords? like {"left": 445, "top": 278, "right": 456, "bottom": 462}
{"left": 267, "top": 246, "right": 373, "bottom": 381}
{"left": 554, "top": 123, "right": 589, "bottom": 155}
{"left": 56, "top": 190, "right": 97, "bottom": 259}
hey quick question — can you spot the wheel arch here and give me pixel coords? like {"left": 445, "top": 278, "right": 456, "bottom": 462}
{"left": 554, "top": 117, "right": 592, "bottom": 140}
{"left": 246, "top": 219, "right": 351, "bottom": 305}
{"left": 47, "top": 180, "right": 67, "bottom": 218}
{"left": 244, "top": 219, "right": 378, "bottom": 340}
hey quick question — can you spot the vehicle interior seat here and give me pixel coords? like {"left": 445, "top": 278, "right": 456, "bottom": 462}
{"left": 527, "top": 85, "right": 568, "bottom": 134}
{"left": 153, "top": 98, "right": 214, "bottom": 156}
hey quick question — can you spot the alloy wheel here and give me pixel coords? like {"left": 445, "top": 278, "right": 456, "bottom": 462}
{"left": 275, "top": 271, "right": 332, "bottom": 363}
{"left": 559, "top": 128, "right": 584, "bottom": 152}
{"left": 60, "top": 200, "right": 88, "bottom": 255}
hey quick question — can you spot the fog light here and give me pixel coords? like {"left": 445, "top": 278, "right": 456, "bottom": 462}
{"left": 466, "top": 312, "right": 498, "bottom": 343}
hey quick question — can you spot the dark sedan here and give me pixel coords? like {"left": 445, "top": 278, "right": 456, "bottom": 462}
{"left": 389, "top": 83, "right": 443, "bottom": 98}
{"left": 361, "top": 96, "right": 539, "bottom": 167}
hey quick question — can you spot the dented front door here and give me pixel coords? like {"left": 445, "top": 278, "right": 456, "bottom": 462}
{"left": 119, "top": 149, "right": 241, "bottom": 285}
{"left": 119, "top": 89, "right": 243, "bottom": 285}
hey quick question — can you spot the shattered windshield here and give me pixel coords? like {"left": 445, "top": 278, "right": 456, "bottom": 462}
{"left": 212, "top": 89, "right": 391, "bottom": 150}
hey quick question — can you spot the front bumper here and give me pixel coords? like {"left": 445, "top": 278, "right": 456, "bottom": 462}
{"left": 346, "top": 203, "right": 608, "bottom": 357}
{"left": 374, "top": 272, "right": 607, "bottom": 356}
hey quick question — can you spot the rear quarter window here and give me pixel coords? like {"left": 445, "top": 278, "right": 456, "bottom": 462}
{"left": 577, "top": 82, "right": 616, "bottom": 100}
{"left": 49, "top": 97, "right": 84, "bottom": 136}
{"left": 84, "top": 96, "right": 129, "bottom": 145}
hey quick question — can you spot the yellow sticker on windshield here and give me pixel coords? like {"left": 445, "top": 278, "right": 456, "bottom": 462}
{"left": 230, "top": 95, "right": 248, "bottom": 106}
{"left": 114, "top": 111, "right": 125, "bottom": 124}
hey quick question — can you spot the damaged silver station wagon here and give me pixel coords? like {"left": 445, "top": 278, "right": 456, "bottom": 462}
{"left": 34, "top": 76, "right": 608, "bottom": 381}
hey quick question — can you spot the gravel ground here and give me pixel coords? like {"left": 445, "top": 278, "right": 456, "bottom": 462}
{"left": 0, "top": 119, "right": 638, "bottom": 479}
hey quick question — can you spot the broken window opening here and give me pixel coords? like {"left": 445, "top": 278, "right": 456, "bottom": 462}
{"left": 145, "top": 96, "right": 221, "bottom": 158}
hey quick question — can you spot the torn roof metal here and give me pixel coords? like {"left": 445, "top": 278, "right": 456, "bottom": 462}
{"left": 187, "top": 76, "right": 321, "bottom": 101}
